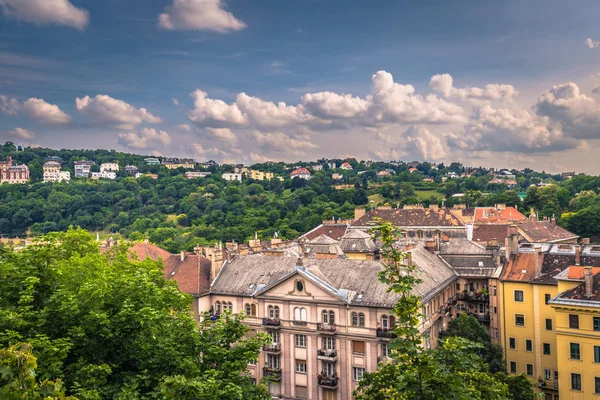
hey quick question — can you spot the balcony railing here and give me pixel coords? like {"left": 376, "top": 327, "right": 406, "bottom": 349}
{"left": 317, "top": 348, "right": 337, "bottom": 361}
{"left": 475, "top": 313, "right": 491, "bottom": 323}
{"left": 456, "top": 292, "right": 489, "bottom": 302}
{"left": 262, "top": 317, "right": 281, "bottom": 328}
{"left": 263, "top": 367, "right": 282, "bottom": 381}
{"left": 317, "top": 323, "right": 337, "bottom": 334}
{"left": 376, "top": 328, "right": 397, "bottom": 339}
{"left": 263, "top": 343, "right": 281, "bottom": 353}
{"left": 317, "top": 373, "right": 339, "bottom": 389}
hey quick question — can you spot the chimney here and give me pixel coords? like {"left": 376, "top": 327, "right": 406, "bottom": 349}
{"left": 210, "top": 249, "right": 225, "bottom": 280}
{"left": 551, "top": 215, "right": 556, "bottom": 226}
{"left": 584, "top": 266, "right": 593, "bottom": 298}
{"left": 354, "top": 208, "right": 366, "bottom": 221}
{"left": 534, "top": 247, "right": 543, "bottom": 278}
{"left": 405, "top": 251, "right": 412, "bottom": 267}
{"left": 529, "top": 207, "right": 536, "bottom": 221}
{"left": 505, "top": 224, "right": 519, "bottom": 260}
{"left": 180, "top": 250, "right": 185, "bottom": 262}
{"left": 575, "top": 245, "right": 581, "bottom": 266}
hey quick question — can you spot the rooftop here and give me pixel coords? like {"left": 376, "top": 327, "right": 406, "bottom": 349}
{"left": 352, "top": 207, "right": 464, "bottom": 227}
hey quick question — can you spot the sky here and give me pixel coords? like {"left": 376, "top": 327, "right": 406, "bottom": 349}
{"left": 1, "top": 0, "right": 600, "bottom": 173}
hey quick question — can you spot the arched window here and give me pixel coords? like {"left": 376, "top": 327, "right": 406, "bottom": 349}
{"left": 268, "top": 305, "right": 274, "bottom": 318}
{"left": 329, "top": 311, "right": 335, "bottom": 325}
{"left": 295, "top": 307, "right": 307, "bottom": 321}
{"left": 301, "top": 308, "right": 307, "bottom": 321}
{"left": 274, "top": 306, "right": 280, "bottom": 319}
{"left": 381, "top": 315, "right": 389, "bottom": 329}
{"left": 294, "top": 307, "right": 300, "bottom": 321}
{"left": 389, "top": 316, "right": 396, "bottom": 328}
{"left": 245, "top": 303, "right": 251, "bottom": 315}
{"left": 351, "top": 312, "right": 358, "bottom": 326}
{"left": 216, "top": 301, "right": 221, "bottom": 313}
{"left": 322, "top": 310, "right": 329, "bottom": 324}
{"left": 359, "top": 313, "right": 365, "bottom": 327}
{"left": 228, "top": 302, "right": 233, "bottom": 311}
{"left": 251, "top": 304, "right": 257, "bottom": 316}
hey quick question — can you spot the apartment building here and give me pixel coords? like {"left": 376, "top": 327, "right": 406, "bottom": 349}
{"left": 245, "top": 169, "right": 275, "bottom": 181}
{"left": 222, "top": 172, "right": 242, "bottom": 182}
{"left": 0, "top": 156, "right": 30, "bottom": 184}
{"left": 162, "top": 158, "right": 195, "bottom": 169}
{"left": 43, "top": 161, "right": 62, "bottom": 182}
{"left": 74, "top": 160, "right": 95, "bottom": 178}
{"left": 100, "top": 162, "right": 119, "bottom": 173}
{"left": 185, "top": 171, "right": 212, "bottom": 179}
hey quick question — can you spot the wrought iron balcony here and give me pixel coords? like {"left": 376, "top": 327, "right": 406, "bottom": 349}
{"left": 456, "top": 292, "right": 489, "bottom": 302}
{"left": 317, "top": 373, "right": 339, "bottom": 389}
{"left": 262, "top": 317, "right": 281, "bottom": 328}
{"left": 263, "top": 367, "right": 282, "bottom": 381}
{"left": 376, "top": 328, "right": 397, "bottom": 339}
{"left": 263, "top": 343, "right": 281, "bottom": 353}
{"left": 317, "top": 348, "right": 337, "bottom": 361}
{"left": 317, "top": 323, "right": 337, "bottom": 334}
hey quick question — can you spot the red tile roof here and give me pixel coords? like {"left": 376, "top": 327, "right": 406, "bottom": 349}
{"left": 501, "top": 253, "right": 539, "bottom": 282}
{"left": 567, "top": 266, "right": 600, "bottom": 279}
{"left": 474, "top": 207, "right": 526, "bottom": 223}
{"left": 517, "top": 221, "right": 578, "bottom": 243}
{"left": 472, "top": 225, "right": 509, "bottom": 244}
{"left": 559, "top": 272, "right": 600, "bottom": 301}
{"left": 300, "top": 223, "right": 349, "bottom": 241}
{"left": 291, "top": 168, "right": 310, "bottom": 176}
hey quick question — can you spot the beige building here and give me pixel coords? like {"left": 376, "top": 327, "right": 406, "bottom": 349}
{"left": 245, "top": 169, "right": 275, "bottom": 181}
{"left": 0, "top": 156, "right": 30, "bottom": 184}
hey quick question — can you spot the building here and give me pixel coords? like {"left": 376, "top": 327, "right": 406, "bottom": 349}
{"left": 199, "top": 245, "right": 457, "bottom": 400}
{"left": 291, "top": 168, "right": 312, "bottom": 180}
{"left": 376, "top": 170, "right": 390, "bottom": 177}
{"left": 43, "top": 161, "right": 62, "bottom": 182}
{"left": 489, "top": 178, "right": 518, "bottom": 187}
{"left": 162, "top": 158, "right": 195, "bottom": 169}
{"left": 74, "top": 160, "right": 95, "bottom": 178}
{"left": 331, "top": 173, "right": 343, "bottom": 180}
{"left": 340, "top": 162, "right": 353, "bottom": 170}
{"left": 185, "top": 171, "right": 212, "bottom": 179}
{"left": 408, "top": 167, "right": 418, "bottom": 173}
{"left": 496, "top": 169, "right": 516, "bottom": 180}
{"left": 58, "top": 171, "right": 70, "bottom": 182}
{"left": 100, "top": 162, "right": 119, "bottom": 173}
{"left": 549, "top": 264, "right": 600, "bottom": 399}
{"left": 144, "top": 157, "right": 161, "bottom": 165}
{"left": 311, "top": 164, "right": 323, "bottom": 171}
{"left": 299, "top": 220, "right": 351, "bottom": 242}
{"left": 91, "top": 171, "right": 117, "bottom": 180}
{"left": 245, "top": 169, "right": 275, "bottom": 181}
{"left": 44, "top": 155, "right": 63, "bottom": 165}
{"left": 222, "top": 172, "right": 242, "bottom": 182}
{"left": 338, "top": 230, "right": 377, "bottom": 260}
{"left": 124, "top": 165, "right": 139, "bottom": 175}
{"left": 0, "top": 157, "right": 29, "bottom": 184}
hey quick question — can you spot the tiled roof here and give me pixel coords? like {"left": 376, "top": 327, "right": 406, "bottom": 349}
{"left": 567, "top": 266, "right": 600, "bottom": 279}
{"left": 291, "top": 168, "right": 310, "bottom": 176}
{"left": 438, "top": 238, "right": 490, "bottom": 255}
{"left": 558, "top": 272, "right": 600, "bottom": 301}
{"left": 471, "top": 225, "right": 508, "bottom": 244}
{"left": 130, "top": 242, "right": 171, "bottom": 261}
{"left": 517, "top": 221, "right": 578, "bottom": 243}
{"left": 352, "top": 208, "right": 464, "bottom": 227}
{"left": 300, "top": 224, "right": 349, "bottom": 241}
{"left": 474, "top": 207, "right": 526, "bottom": 223}
{"left": 339, "top": 229, "right": 377, "bottom": 252}
{"left": 501, "top": 253, "right": 539, "bottom": 282}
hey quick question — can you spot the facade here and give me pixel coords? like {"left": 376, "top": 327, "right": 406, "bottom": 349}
{"left": 340, "top": 162, "right": 353, "bottom": 170}
{"left": 74, "top": 160, "right": 95, "bottom": 178}
{"left": 124, "top": 165, "right": 139, "bottom": 175}
{"left": 0, "top": 157, "right": 30, "bottom": 184}
{"left": 162, "top": 158, "right": 195, "bottom": 169}
{"left": 185, "top": 171, "right": 212, "bottom": 179}
{"left": 291, "top": 168, "right": 312, "bottom": 180}
{"left": 245, "top": 169, "right": 275, "bottom": 181}
{"left": 58, "top": 171, "right": 71, "bottom": 182}
{"left": 144, "top": 157, "right": 161, "bottom": 165}
{"left": 43, "top": 161, "right": 62, "bottom": 182}
{"left": 100, "top": 162, "right": 119, "bottom": 173}
{"left": 222, "top": 172, "right": 243, "bottom": 182}
{"left": 91, "top": 171, "right": 117, "bottom": 180}
{"left": 331, "top": 173, "right": 343, "bottom": 180}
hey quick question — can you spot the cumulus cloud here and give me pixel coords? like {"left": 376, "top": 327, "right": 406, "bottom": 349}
{"left": 172, "top": 98, "right": 180, "bottom": 106}
{"left": 302, "top": 92, "right": 368, "bottom": 118}
{"left": 118, "top": 128, "right": 171, "bottom": 150}
{"left": 187, "top": 89, "right": 247, "bottom": 127}
{"left": 5, "top": 127, "right": 35, "bottom": 140}
{"left": 178, "top": 123, "right": 192, "bottom": 131}
{"left": 235, "top": 92, "right": 313, "bottom": 128}
{"left": 534, "top": 82, "right": 600, "bottom": 139}
{"left": 0, "top": 0, "right": 89, "bottom": 30}
{"left": 586, "top": 38, "right": 600, "bottom": 49}
{"left": 158, "top": 0, "right": 246, "bottom": 32}
{"left": 0, "top": 95, "right": 71, "bottom": 124}
{"left": 403, "top": 126, "right": 446, "bottom": 161}
{"left": 204, "top": 127, "right": 237, "bottom": 144}
{"left": 76, "top": 94, "right": 161, "bottom": 130}
{"left": 430, "top": 73, "right": 517, "bottom": 102}
{"left": 250, "top": 130, "right": 318, "bottom": 156}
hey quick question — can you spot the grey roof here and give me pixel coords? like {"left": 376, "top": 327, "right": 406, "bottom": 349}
{"left": 441, "top": 256, "right": 500, "bottom": 278}
{"left": 438, "top": 238, "right": 491, "bottom": 255}
{"left": 339, "top": 229, "right": 377, "bottom": 253}
{"left": 305, "top": 234, "right": 344, "bottom": 255}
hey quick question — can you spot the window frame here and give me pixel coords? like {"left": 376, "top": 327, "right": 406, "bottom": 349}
{"left": 515, "top": 314, "right": 525, "bottom": 327}
{"left": 526, "top": 364, "right": 533, "bottom": 376}
{"left": 295, "top": 334, "right": 307, "bottom": 348}
{"left": 570, "top": 342, "right": 581, "bottom": 360}
{"left": 544, "top": 293, "right": 551, "bottom": 304}
{"left": 545, "top": 318, "right": 552, "bottom": 331}
{"left": 353, "top": 367, "right": 365, "bottom": 382}
{"left": 594, "top": 317, "right": 600, "bottom": 332}
{"left": 525, "top": 339, "right": 533, "bottom": 352}
{"left": 359, "top": 312, "right": 365, "bottom": 327}
{"left": 295, "top": 361, "right": 307, "bottom": 374}
{"left": 509, "top": 361, "right": 517, "bottom": 374}
{"left": 514, "top": 290, "right": 524, "bottom": 302}
{"left": 571, "top": 373, "right": 581, "bottom": 391}
{"left": 543, "top": 343, "right": 551, "bottom": 355}
{"left": 569, "top": 314, "right": 579, "bottom": 329}
{"left": 595, "top": 345, "right": 600, "bottom": 363}
{"left": 509, "top": 337, "right": 516, "bottom": 350}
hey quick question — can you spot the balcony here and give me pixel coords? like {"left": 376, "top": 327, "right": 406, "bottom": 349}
{"left": 317, "top": 323, "right": 337, "bottom": 335}
{"left": 456, "top": 292, "right": 489, "bottom": 302}
{"left": 317, "top": 373, "right": 339, "bottom": 389}
{"left": 263, "top": 343, "right": 281, "bottom": 353}
{"left": 262, "top": 317, "right": 281, "bottom": 329}
{"left": 376, "top": 328, "right": 397, "bottom": 339}
{"left": 475, "top": 313, "right": 490, "bottom": 323}
{"left": 263, "top": 367, "right": 282, "bottom": 381}
{"left": 317, "top": 348, "right": 337, "bottom": 362}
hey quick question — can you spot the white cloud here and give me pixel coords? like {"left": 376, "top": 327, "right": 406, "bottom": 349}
{"left": 235, "top": 92, "right": 313, "bottom": 128}
{"left": 302, "top": 91, "right": 368, "bottom": 118}
{"left": 75, "top": 94, "right": 161, "bottom": 130}
{"left": 0, "top": 95, "right": 71, "bottom": 124}
{"left": 248, "top": 152, "right": 274, "bottom": 163}
{"left": 158, "top": 0, "right": 246, "bottom": 32}
{"left": 172, "top": 97, "right": 180, "bottom": 106}
{"left": 187, "top": 89, "right": 248, "bottom": 127}
{"left": 403, "top": 126, "right": 446, "bottom": 161}
{"left": 534, "top": 82, "right": 600, "bottom": 139}
{"left": 118, "top": 128, "right": 171, "bottom": 150}
{"left": 178, "top": 123, "right": 192, "bottom": 131}
{"left": 586, "top": 38, "right": 600, "bottom": 49}
{"left": 204, "top": 127, "right": 237, "bottom": 144}
{"left": 430, "top": 73, "right": 517, "bottom": 102}
{"left": 5, "top": 127, "right": 35, "bottom": 140}
{"left": 0, "top": 0, "right": 89, "bottom": 30}
{"left": 250, "top": 130, "right": 318, "bottom": 156}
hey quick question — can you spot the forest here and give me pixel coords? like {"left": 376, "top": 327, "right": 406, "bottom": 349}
{"left": 2, "top": 141, "right": 600, "bottom": 251}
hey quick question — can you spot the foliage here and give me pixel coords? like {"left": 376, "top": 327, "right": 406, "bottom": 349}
{"left": 0, "top": 229, "right": 269, "bottom": 399}
{"left": 354, "top": 222, "right": 510, "bottom": 399}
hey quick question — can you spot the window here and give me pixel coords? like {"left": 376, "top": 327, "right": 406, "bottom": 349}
{"left": 526, "top": 339, "right": 532, "bottom": 352}
{"left": 296, "top": 280, "right": 304, "bottom": 292}
{"left": 543, "top": 343, "right": 551, "bottom": 355}
{"left": 216, "top": 301, "right": 221, "bottom": 313}
{"left": 268, "top": 305, "right": 280, "bottom": 319}
{"left": 526, "top": 364, "right": 533, "bottom": 376}
{"left": 296, "top": 361, "right": 307, "bottom": 374}
{"left": 594, "top": 317, "right": 600, "bottom": 331}
{"left": 245, "top": 303, "right": 257, "bottom": 316}
{"left": 569, "top": 314, "right": 579, "bottom": 329}
{"left": 322, "top": 310, "right": 329, "bottom": 324}
{"left": 545, "top": 294, "right": 551, "bottom": 304}
{"left": 294, "top": 307, "right": 306, "bottom": 321}
{"left": 268, "top": 331, "right": 280, "bottom": 345}
{"left": 295, "top": 334, "right": 306, "bottom": 347}
{"left": 227, "top": 302, "right": 233, "bottom": 311}
{"left": 353, "top": 367, "right": 365, "bottom": 382}
{"left": 493, "top": 286, "right": 497, "bottom": 296}
{"left": 381, "top": 343, "right": 391, "bottom": 357}
{"left": 595, "top": 346, "right": 600, "bottom": 363}
{"left": 545, "top": 319, "right": 552, "bottom": 330}
{"left": 570, "top": 342, "right": 580, "bottom": 360}
{"left": 455, "top": 283, "right": 460, "bottom": 291}
{"left": 571, "top": 373, "right": 581, "bottom": 391}
{"left": 322, "top": 337, "right": 335, "bottom": 351}
{"left": 596, "top": 377, "right": 600, "bottom": 394}
{"left": 329, "top": 311, "right": 335, "bottom": 325}
{"left": 510, "top": 361, "right": 517, "bottom": 374}
{"left": 515, "top": 314, "right": 525, "bottom": 326}
{"left": 352, "top": 312, "right": 358, "bottom": 326}
{"left": 359, "top": 312, "right": 365, "bottom": 327}
{"left": 509, "top": 337, "right": 516, "bottom": 350}
{"left": 267, "top": 355, "right": 280, "bottom": 369}
{"left": 245, "top": 303, "right": 251, "bottom": 315}
{"left": 514, "top": 290, "right": 524, "bottom": 302}
{"left": 352, "top": 341, "right": 365, "bottom": 355}
{"left": 544, "top": 369, "right": 551, "bottom": 380}
{"left": 322, "top": 362, "right": 335, "bottom": 376}
{"left": 381, "top": 315, "right": 389, "bottom": 329}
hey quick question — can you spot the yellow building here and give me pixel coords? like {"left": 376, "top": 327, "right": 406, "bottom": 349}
{"left": 550, "top": 265, "right": 600, "bottom": 399}
{"left": 245, "top": 169, "right": 275, "bottom": 181}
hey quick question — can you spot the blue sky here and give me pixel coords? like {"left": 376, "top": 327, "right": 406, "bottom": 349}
{"left": 1, "top": 0, "right": 600, "bottom": 172}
